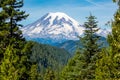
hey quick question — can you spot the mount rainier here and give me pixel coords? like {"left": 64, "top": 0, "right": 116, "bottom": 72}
{"left": 21, "top": 12, "right": 110, "bottom": 45}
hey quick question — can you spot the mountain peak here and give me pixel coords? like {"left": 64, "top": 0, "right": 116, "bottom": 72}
{"left": 21, "top": 12, "right": 110, "bottom": 45}
{"left": 48, "top": 12, "right": 67, "bottom": 15}
{"left": 47, "top": 12, "right": 73, "bottom": 20}
{"left": 21, "top": 12, "right": 84, "bottom": 44}
{"left": 43, "top": 12, "right": 79, "bottom": 26}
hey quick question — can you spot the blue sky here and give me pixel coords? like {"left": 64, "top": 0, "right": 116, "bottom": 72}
{"left": 22, "top": 0, "right": 117, "bottom": 29}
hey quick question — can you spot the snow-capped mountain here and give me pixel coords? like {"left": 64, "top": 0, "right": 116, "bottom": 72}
{"left": 97, "top": 29, "right": 111, "bottom": 37}
{"left": 21, "top": 12, "right": 110, "bottom": 45}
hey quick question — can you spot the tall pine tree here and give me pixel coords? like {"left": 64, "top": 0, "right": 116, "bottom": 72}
{"left": 79, "top": 14, "right": 102, "bottom": 79}
{"left": 0, "top": 0, "right": 10, "bottom": 63}
{"left": 96, "top": 0, "right": 120, "bottom": 79}
{"left": 61, "top": 50, "right": 84, "bottom": 80}
{"left": 0, "top": 0, "right": 28, "bottom": 62}
{"left": 61, "top": 14, "right": 102, "bottom": 80}
{"left": 0, "top": 0, "right": 36, "bottom": 79}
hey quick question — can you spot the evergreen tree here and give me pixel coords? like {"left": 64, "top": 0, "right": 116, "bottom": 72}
{"left": 95, "top": 48, "right": 114, "bottom": 80}
{"left": 28, "top": 64, "right": 42, "bottom": 80}
{"left": 79, "top": 14, "right": 101, "bottom": 79}
{"left": 0, "top": 0, "right": 10, "bottom": 63}
{"left": 0, "top": 45, "right": 20, "bottom": 80}
{"left": 0, "top": 0, "right": 28, "bottom": 54}
{"left": 61, "top": 50, "right": 84, "bottom": 80}
{"left": 96, "top": 0, "right": 120, "bottom": 79}
{"left": 0, "top": 0, "right": 35, "bottom": 79}
{"left": 0, "top": 0, "right": 28, "bottom": 63}
{"left": 44, "top": 69, "right": 56, "bottom": 80}
{"left": 22, "top": 41, "right": 39, "bottom": 79}
{"left": 61, "top": 14, "right": 102, "bottom": 80}
{"left": 25, "top": 41, "right": 43, "bottom": 80}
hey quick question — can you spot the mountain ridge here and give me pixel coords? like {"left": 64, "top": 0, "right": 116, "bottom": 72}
{"left": 21, "top": 12, "right": 110, "bottom": 46}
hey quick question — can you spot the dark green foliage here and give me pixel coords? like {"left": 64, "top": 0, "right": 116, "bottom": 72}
{"left": 57, "top": 40, "right": 78, "bottom": 54}
{"left": 2, "top": 0, "right": 120, "bottom": 79}
{"left": 77, "top": 14, "right": 102, "bottom": 79}
{"left": 95, "top": 0, "right": 120, "bottom": 79}
{"left": 0, "top": 0, "right": 28, "bottom": 62}
{"left": 22, "top": 41, "right": 41, "bottom": 80}
{"left": 58, "top": 37, "right": 108, "bottom": 55}
{"left": 43, "top": 69, "right": 56, "bottom": 80}
{"left": 28, "top": 64, "right": 42, "bottom": 80}
{"left": 61, "top": 50, "right": 84, "bottom": 80}
{"left": 0, "top": 0, "right": 37, "bottom": 79}
{"left": 0, "top": 45, "right": 21, "bottom": 80}
{"left": 0, "top": 0, "right": 70, "bottom": 79}
{"left": 30, "top": 42, "right": 71, "bottom": 79}
{"left": 95, "top": 48, "right": 116, "bottom": 80}
{"left": 61, "top": 14, "right": 102, "bottom": 80}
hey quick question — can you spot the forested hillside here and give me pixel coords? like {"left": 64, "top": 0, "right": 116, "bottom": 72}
{"left": 57, "top": 36, "right": 108, "bottom": 54}
{"left": 0, "top": 0, "right": 120, "bottom": 80}
{"left": 30, "top": 42, "right": 71, "bottom": 73}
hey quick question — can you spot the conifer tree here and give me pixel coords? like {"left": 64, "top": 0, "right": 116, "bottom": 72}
{"left": 0, "top": 0, "right": 10, "bottom": 62}
{"left": 61, "top": 14, "right": 102, "bottom": 80}
{"left": 61, "top": 50, "right": 84, "bottom": 80}
{"left": 0, "top": 45, "right": 20, "bottom": 80}
{"left": 95, "top": 48, "right": 116, "bottom": 80}
{"left": 28, "top": 64, "right": 42, "bottom": 80}
{"left": 0, "top": 0, "right": 36, "bottom": 79}
{"left": 44, "top": 69, "right": 56, "bottom": 80}
{"left": 79, "top": 14, "right": 102, "bottom": 79}
{"left": 0, "top": 0, "right": 28, "bottom": 63}
{"left": 25, "top": 41, "right": 43, "bottom": 80}
{"left": 96, "top": 0, "right": 120, "bottom": 79}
